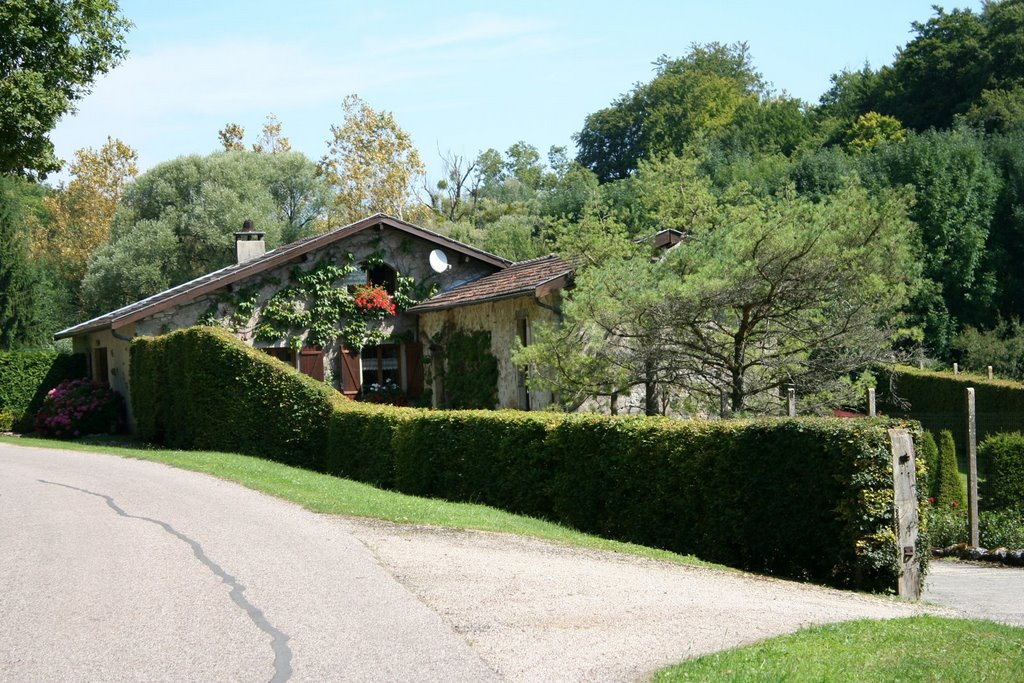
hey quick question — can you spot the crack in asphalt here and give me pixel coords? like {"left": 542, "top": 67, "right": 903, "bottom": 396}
{"left": 38, "top": 479, "right": 292, "bottom": 683}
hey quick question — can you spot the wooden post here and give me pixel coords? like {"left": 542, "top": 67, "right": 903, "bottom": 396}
{"left": 988, "top": 366, "right": 994, "bottom": 380}
{"left": 888, "top": 428, "right": 921, "bottom": 599}
{"left": 966, "top": 388, "right": 980, "bottom": 547}
{"left": 953, "top": 362, "right": 959, "bottom": 375}
{"left": 867, "top": 387, "right": 876, "bottom": 417}
{"left": 787, "top": 387, "right": 796, "bottom": 417}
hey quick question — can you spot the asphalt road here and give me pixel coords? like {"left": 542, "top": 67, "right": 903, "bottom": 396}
{"left": 0, "top": 442, "right": 498, "bottom": 682}
{"left": 924, "top": 560, "right": 1024, "bottom": 626}
{"left": 1, "top": 442, "right": 937, "bottom": 682}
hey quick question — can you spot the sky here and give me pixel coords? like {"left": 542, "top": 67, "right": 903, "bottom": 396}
{"left": 49, "top": 0, "right": 985, "bottom": 185}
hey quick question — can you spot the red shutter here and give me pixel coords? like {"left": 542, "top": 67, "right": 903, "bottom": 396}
{"left": 299, "top": 347, "right": 324, "bottom": 381}
{"left": 405, "top": 341, "right": 423, "bottom": 399}
{"left": 340, "top": 346, "right": 361, "bottom": 397}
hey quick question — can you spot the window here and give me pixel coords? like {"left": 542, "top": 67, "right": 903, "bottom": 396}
{"left": 362, "top": 344, "right": 400, "bottom": 388}
{"left": 367, "top": 263, "right": 397, "bottom": 294}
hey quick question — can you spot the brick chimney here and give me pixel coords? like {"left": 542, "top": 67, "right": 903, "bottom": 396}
{"left": 234, "top": 219, "right": 265, "bottom": 264}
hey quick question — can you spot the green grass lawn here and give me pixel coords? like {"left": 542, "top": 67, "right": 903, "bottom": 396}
{"left": 0, "top": 434, "right": 720, "bottom": 570}
{"left": 655, "top": 616, "right": 1024, "bottom": 682}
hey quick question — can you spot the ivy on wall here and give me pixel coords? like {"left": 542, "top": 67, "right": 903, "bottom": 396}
{"left": 429, "top": 325, "right": 499, "bottom": 409}
{"left": 192, "top": 248, "right": 438, "bottom": 351}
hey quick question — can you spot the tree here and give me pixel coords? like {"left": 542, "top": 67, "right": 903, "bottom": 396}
{"left": 218, "top": 114, "right": 292, "bottom": 154}
{"left": 575, "top": 43, "right": 773, "bottom": 182}
{"left": 0, "top": 178, "right": 39, "bottom": 347}
{"left": 33, "top": 137, "right": 137, "bottom": 283}
{"left": 320, "top": 94, "right": 425, "bottom": 225}
{"left": 873, "top": 128, "right": 1001, "bottom": 352}
{"left": 0, "top": 0, "right": 131, "bottom": 178}
{"left": 80, "top": 150, "right": 329, "bottom": 313}
{"left": 660, "top": 182, "right": 919, "bottom": 413}
{"left": 514, "top": 209, "right": 671, "bottom": 414}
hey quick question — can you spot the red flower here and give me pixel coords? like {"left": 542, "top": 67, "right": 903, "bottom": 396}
{"left": 353, "top": 285, "right": 396, "bottom": 316}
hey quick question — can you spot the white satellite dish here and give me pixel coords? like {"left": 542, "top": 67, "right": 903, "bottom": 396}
{"left": 428, "top": 249, "right": 450, "bottom": 273}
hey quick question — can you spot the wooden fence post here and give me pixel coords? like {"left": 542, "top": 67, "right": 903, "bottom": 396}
{"left": 888, "top": 428, "right": 921, "bottom": 599}
{"left": 966, "top": 387, "right": 980, "bottom": 547}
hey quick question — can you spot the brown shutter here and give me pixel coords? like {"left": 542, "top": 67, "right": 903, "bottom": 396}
{"left": 340, "top": 346, "right": 361, "bottom": 397}
{"left": 405, "top": 341, "right": 423, "bottom": 399}
{"left": 299, "top": 347, "right": 324, "bottom": 381}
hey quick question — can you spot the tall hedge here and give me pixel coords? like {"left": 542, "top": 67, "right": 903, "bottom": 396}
{"left": 0, "top": 351, "right": 86, "bottom": 431}
{"left": 130, "top": 327, "right": 343, "bottom": 469}
{"left": 878, "top": 365, "right": 1024, "bottom": 449}
{"left": 131, "top": 327, "right": 926, "bottom": 593}
{"left": 979, "top": 433, "right": 1024, "bottom": 514}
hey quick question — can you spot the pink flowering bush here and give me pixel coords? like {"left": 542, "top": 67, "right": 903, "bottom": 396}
{"left": 34, "top": 378, "right": 124, "bottom": 439}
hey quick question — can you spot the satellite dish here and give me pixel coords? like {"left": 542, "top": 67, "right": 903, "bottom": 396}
{"left": 428, "top": 249, "right": 450, "bottom": 273}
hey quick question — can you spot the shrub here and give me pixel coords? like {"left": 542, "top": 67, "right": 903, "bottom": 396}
{"left": 979, "top": 433, "right": 1024, "bottom": 514}
{"left": 919, "top": 431, "right": 939, "bottom": 496}
{"left": 927, "top": 505, "right": 967, "bottom": 548}
{"left": 0, "top": 351, "right": 86, "bottom": 431}
{"left": 933, "top": 430, "right": 966, "bottom": 507}
{"left": 130, "top": 326, "right": 927, "bottom": 592}
{"left": 877, "top": 364, "right": 1024, "bottom": 447}
{"left": 33, "top": 378, "right": 124, "bottom": 439}
{"left": 130, "top": 327, "right": 342, "bottom": 469}
{"left": 927, "top": 507, "right": 1024, "bottom": 549}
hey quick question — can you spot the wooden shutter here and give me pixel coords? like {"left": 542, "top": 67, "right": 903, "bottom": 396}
{"left": 405, "top": 341, "right": 423, "bottom": 399}
{"left": 340, "top": 346, "right": 361, "bottom": 397}
{"left": 299, "top": 347, "right": 324, "bottom": 382}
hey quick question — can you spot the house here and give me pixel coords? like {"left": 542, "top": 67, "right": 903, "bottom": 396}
{"left": 55, "top": 214, "right": 571, "bottom": 420}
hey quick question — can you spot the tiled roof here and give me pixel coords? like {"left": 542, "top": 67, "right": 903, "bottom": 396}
{"left": 55, "top": 214, "right": 511, "bottom": 339}
{"left": 409, "top": 254, "right": 573, "bottom": 313}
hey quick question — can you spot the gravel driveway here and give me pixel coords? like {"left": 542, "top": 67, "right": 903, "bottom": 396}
{"left": 1, "top": 442, "right": 937, "bottom": 682}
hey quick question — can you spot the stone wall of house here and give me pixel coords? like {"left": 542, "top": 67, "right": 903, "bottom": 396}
{"left": 73, "top": 324, "right": 137, "bottom": 425}
{"left": 417, "top": 294, "right": 559, "bottom": 410}
{"left": 131, "top": 225, "right": 501, "bottom": 394}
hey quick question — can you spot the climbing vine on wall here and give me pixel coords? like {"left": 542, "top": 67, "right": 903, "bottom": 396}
{"left": 429, "top": 326, "right": 499, "bottom": 409}
{"left": 248, "top": 250, "right": 437, "bottom": 350}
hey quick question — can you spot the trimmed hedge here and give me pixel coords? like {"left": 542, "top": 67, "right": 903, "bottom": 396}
{"left": 878, "top": 365, "right": 1024, "bottom": 449}
{"left": 0, "top": 351, "right": 87, "bottom": 431}
{"left": 131, "top": 327, "right": 343, "bottom": 469}
{"left": 131, "top": 327, "right": 926, "bottom": 592}
{"left": 979, "top": 433, "right": 1024, "bottom": 514}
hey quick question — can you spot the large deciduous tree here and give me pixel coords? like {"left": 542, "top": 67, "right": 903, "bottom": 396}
{"left": 320, "top": 95, "right": 424, "bottom": 224}
{"left": 33, "top": 137, "right": 137, "bottom": 283}
{"left": 0, "top": 0, "right": 131, "bottom": 178}
{"left": 80, "top": 151, "right": 329, "bottom": 314}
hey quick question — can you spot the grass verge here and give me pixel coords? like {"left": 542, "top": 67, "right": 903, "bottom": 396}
{"left": 654, "top": 616, "right": 1024, "bottom": 682}
{"left": 0, "top": 434, "right": 721, "bottom": 570}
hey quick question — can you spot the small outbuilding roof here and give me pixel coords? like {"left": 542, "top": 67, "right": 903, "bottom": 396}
{"left": 55, "top": 214, "right": 510, "bottom": 339}
{"left": 408, "top": 254, "right": 573, "bottom": 313}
